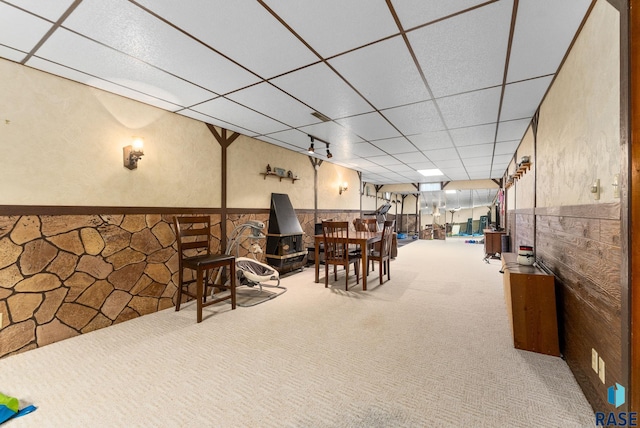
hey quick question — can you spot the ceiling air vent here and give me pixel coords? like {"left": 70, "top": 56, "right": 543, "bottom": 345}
{"left": 311, "top": 111, "right": 331, "bottom": 122}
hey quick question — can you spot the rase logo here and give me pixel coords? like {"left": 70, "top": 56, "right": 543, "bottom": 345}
{"left": 595, "top": 383, "right": 638, "bottom": 426}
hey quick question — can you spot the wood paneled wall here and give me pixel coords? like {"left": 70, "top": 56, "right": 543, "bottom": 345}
{"left": 508, "top": 203, "right": 621, "bottom": 411}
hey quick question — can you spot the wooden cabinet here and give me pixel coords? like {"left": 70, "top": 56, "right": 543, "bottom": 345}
{"left": 484, "top": 229, "right": 505, "bottom": 259}
{"left": 501, "top": 253, "right": 560, "bottom": 357}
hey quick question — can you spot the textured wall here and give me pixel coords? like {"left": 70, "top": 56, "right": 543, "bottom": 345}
{"left": 0, "top": 59, "right": 222, "bottom": 208}
{"left": 536, "top": 0, "right": 620, "bottom": 207}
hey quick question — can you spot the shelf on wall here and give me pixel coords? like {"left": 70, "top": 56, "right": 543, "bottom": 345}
{"left": 260, "top": 172, "right": 299, "bottom": 183}
{"left": 505, "top": 162, "right": 531, "bottom": 189}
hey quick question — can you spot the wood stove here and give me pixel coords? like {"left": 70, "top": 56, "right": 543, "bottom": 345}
{"left": 265, "top": 193, "right": 307, "bottom": 273}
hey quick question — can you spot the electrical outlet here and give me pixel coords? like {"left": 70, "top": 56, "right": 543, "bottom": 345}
{"left": 599, "top": 357, "right": 606, "bottom": 384}
{"left": 592, "top": 348, "right": 598, "bottom": 373}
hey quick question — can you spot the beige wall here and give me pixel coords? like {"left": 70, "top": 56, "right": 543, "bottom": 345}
{"left": 0, "top": 59, "right": 362, "bottom": 211}
{"left": 0, "top": 59, "right": 221, "bottom": 208}
{"left": 536, "top": 0, "right": 620, "bottom": 207}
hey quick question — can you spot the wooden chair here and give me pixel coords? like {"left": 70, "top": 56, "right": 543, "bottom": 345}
{"left": 369, "top": 220, "right": 395, "bottom": 285}
{"left": 322, "top": 221, "right": 360, "bottom": 290}
{"left": 173, "top": 216, "right": 236, "bottom": 322}
{"left": 354, "top": 218, "right": 378, "bottom": 272}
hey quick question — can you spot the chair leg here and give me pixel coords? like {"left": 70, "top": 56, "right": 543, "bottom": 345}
{"left": 229, "top": 261, "right": 237, "bottom": 310}
{"left": 324, "top": 263, "right": 329, "bottom": 288}
{"left": 345, "top": 263, "right": 349, "bottom": 290}
{"left": 176, "top": 268, "right": 183, "bottom": 311}
{"left": 196, "top": 268, "right": 204, "bottom": 323}
{"left": 379, "top": 258, "right": 383, "bottom": 285}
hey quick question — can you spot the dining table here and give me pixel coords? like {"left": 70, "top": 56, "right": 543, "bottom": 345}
{"left": 313, "top": 230, "right": 381, "bottom": 291}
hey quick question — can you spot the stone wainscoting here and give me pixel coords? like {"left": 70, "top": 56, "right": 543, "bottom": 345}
{"left": 0, "top": 210, "right": 360, "bottom": 359}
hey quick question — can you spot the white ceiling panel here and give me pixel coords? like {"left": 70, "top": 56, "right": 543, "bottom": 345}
{"left": 271, "top": 63, "right": 372, "bottom": 120}
{"left": 494, "top": 140, "right": 520, "bottom": 155}
{"left": 369, "top": 155, "right": 404, "bottom": 167}
{"left": 500, "top": 76, "right": 553, "bottom": 122}
{"left": 496, "top": 119, "right": 531, "bottom": 142}
{"left": 64, "top": 0, "right": 260, "bottom": 95}
{"left": 407, "top": 131, "right": 454, "bottom": 151}
{"left": 0, "top": 3, "right": 54, "bottom": 52}
{"left": 260, "top": 129, "right": 310, "bottom": 150}
{"left": 392, "top": 0, "right": 489, "bottom": 31}
{"left": 227, "top": 83, "right": 318, "bottom": 128}
{"left": 408, "top": 0, "right": 513, "bottom": 98}
{"left": 135, "top": 0, "right": 318, "bottom": 79}
{"left": 33, "top": 29, "right": 216, "bottom": 107}
{"left": 382, "top": 100, "right": 444, "bottom": 135}
{"left": 437, "top": 87, "right": 502, "bottom": 129}
{"left": 507, "top": 0, "right": 591, "bottom": 83}
{"left": 193, "top": 98, "right": 289, "bottom": 136}
{"left": 458, "top": 144, "right": 494, "bottom": 159}
{"left": 424, "top": 148, "right": 460, "bottom": 161}
{"left": 178, "top": 108, "right": 257, "bottom": 136}
{"left": 0, "top": 46, "right": 26, "bottom": 62}
{"left": 371, "top": 137, "right": 417, "bottom": 155}
{"left": 336, "top": 112, "right": 401, "bottom": 141}
{"left": 393, "top": 152, "right": 430, "bottom": 164}
{"left": 329, "top": 36, "right": 430, "bottom": 109}
{"left": 347, "top": 142, "right": 387, "bottom": 158}
{"left": 449, "top": 123, "right": 497, "bottom": 147}
{"left": 434, "top": 159, "right": 464, "bottom": 168}
{"left": 463, "top": 156, "right": 494, "bottom": 167}
{"left": 263, "top": 0, "right": 398, "bottom": 58}
{"left": 5, "top": 0, "right": 75, "bottom": 21}
{"left": 493, "top": 153, "right": 516, "bottom": 165}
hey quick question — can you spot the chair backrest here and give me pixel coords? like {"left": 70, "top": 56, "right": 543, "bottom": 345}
{"left": 380, "top": 220, "right": 395, "bottom": 256}
{"left": 173, "top": 216, "right": 212, "bottom": 261}
{"left": 355, "top": 218, "right": 378, "bottom": 232}
{"left": 322, "top": 221, "right": 350, "bottom": 263}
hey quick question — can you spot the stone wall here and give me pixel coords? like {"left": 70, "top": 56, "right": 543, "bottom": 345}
{"left": 0, "top": 213, "right": 223, "bottom": 358}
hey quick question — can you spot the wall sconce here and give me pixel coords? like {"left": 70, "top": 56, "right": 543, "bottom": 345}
{"left": 123, "top": 137, "right": 144, "bottom": 170}
{"left": 339, "top": 182, "right": 348, "bottom": 195}
{"left": 590, "top": 178, "right": 600, "bottom": 200}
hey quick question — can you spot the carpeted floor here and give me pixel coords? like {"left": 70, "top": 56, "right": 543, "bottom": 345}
{"left": 0, "top": 239, "right": 595, "bottom": 427}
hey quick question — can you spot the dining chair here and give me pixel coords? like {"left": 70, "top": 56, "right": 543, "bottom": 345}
{"left": 354, "top": 218, "right": 378, "bottom": 272}
{"left": 369, "top": 220, "right": 395, "bottom": 285}
{"left": 173, "top": 216, "right": 236, "bottom": 322}
{"left": 322, "top": 221, "right": 360, "bottom": 290}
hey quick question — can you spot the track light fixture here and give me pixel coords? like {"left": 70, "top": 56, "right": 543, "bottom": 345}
{"left": 307, "top": 134, "right": 335, "bottom": 159}
{"left": 326, "top": 143, "right": 333, "bottom": 158}
{"left": 307, "top": 136, "right": 315, "bottom": 153}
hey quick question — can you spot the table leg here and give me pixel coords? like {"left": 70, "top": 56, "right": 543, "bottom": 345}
{"left": 361, "top": 247, "right": 368, "bottom": 291}
{"left": 314, "top": 240, "right": 320, "bottom": 283}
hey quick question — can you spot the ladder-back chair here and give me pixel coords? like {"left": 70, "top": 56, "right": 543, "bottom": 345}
{"left": 173, "top": 216, "right": 236, "bottom": 322}
{"left": 321, "top": 221, "right": 360, "bottom": 290}
{"left": 369, "top": 220, "right": 395, "bottom": 285}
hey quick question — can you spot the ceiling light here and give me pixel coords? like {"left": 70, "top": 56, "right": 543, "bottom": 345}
{"left": 307, "top": 136, "right": 315, "bottom": 154}
{"left": 445, "top": 190, "right": 457, "bottom": 194}
{"left": 326, "top": 143, "right": 332, "bottom": 158}
{"left": 417, "top": 169, "right": 443, "bottom": 177}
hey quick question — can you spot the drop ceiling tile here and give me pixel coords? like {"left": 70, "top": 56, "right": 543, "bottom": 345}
{"left": 497, "top": 119, "right": 531, "bottom": 142}
{"left": 494, "top": 140, "right": 520, "bottom": 155}
{"left": 298, "top": 121, "right": 364, "bottom": 146}
{"left": 178, "top": 108, "right": 257, "bottom": 136}
{"left": 0, "top": 46, "right": 27, "bottom": 62}
{"left": 0, "top": 3, "right": 54, "bottom": 52}
{"left": 449, "top": 123, "right": 497, "bottom": 147}
{"left": 367, "top": 165, "right": 397, "bottom": 174}
{"left": 423, "top": 148, "right": 460, "bottom": 161}
{"left": 64, "top": 0, "right": 260, "bottom": 95}
{"left": 434, "top": 159, "right": 464, "bottom": 168}
{"left": 263, "top": 0, "right": 398, "bottom": 58}
{"left": 259, "top": 136, "right": 300, "bottom": 152}
{"left": 408, "top": 0, "right": 513, "bottom": 98}
{"left": 501, "top": 76, "right": 553, "bottom": 121}
{"left": 393, "top": 152, "right": 429, "bottom": 164}
{"left": 336, "top": 112, "right": 401, "bottom": 141}
{"left": 136, "top": 0, "right": 318, "bottom": 79}
{"left": 382, "top": 100, "right": 444, "bottom": 135}
{"left": 371, "top": 137, "right": 416, "bottom": 155}
{"left": 271, "top": 63, "right": 372, "bottom": 119}
{"left": 392, "top": 0, "right": 489, "bottom": 31}
{"left": 227, "top": 83, "right": 318, "bottom": 128}
{"left": 347, "top": 142, "right": 387, "bottom": 157}
{"left": 407, "top": 131, "right": 454, "bottom": 151}
{"left": 507, "top": 0, "right": 591, "bottom": 82}
{"left": 458, "top": 144, "right": 494, "bottom": 159}
{"left": 392, "top": 164, "right": 419, "bottom": 173}
{"left": 463, "top": 156, "right": 493, "bottom": 167}
{"left": 405, "top": 161, "right": 437, "bottom": 170}
{"left": 33, "top": 29, "right": 216, "bottom": 107}
{"left": 27, "top": 56, "right": 186, "bottom": 112}
{"left": 347, "top": 158, "right": 379, "bottom": 169}
{"left": 437, "top": 87, "right": 502, "bottom": 128}
{"left": 193, "top": 98, "right": 289, "bottom": 135}
{"left": 261, "top": 129, "right": 310, "bottom": 151}
{"left": 369, "top": 155, "right": 403, "bottom": 167}
{"left": 5, "top": 0, "right": 76, "bottom": 21}
{"left": 329, "top": 36, "right": 430, "bottom": 109}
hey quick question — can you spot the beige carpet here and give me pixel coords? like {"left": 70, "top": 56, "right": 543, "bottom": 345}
{"left": 0, "top": 238, "right": 594, "bottom": 427}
